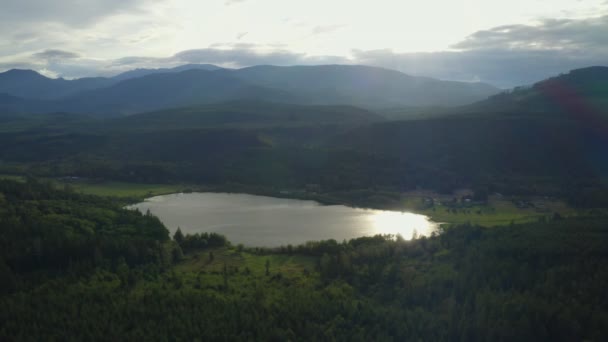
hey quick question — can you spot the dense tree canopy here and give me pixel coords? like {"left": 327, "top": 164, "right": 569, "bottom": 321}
{"left": 1, "top": 179, "right": 607, "bottom": 340}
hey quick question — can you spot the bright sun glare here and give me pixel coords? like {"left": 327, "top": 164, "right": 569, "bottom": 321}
{"left": 369, "top": 211, "right": 437, "bottom": 240}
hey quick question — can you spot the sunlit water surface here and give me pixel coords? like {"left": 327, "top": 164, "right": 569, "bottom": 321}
{"left": 128, "top": 192, "right": 438, "bottom": 247}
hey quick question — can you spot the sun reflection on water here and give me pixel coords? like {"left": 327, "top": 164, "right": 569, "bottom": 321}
{"left": 369, "top": 211, "right": 437, "bottom": 240}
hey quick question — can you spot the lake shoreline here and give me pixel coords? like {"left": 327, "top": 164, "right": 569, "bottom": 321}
{"left": 81, "top": 180, "right": 415, "bottom": 213}
{"left": 128, "top": 192, "right": 439, "bottom": 247}
{"left": 103, "top": 182, "right": 582, "bottom": 227}
{"left": 4, "top": 174, "right": 571, "bottom": 227}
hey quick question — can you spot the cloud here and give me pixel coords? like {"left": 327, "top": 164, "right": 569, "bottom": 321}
{"left": 173, "top": 46, "right": 348, "bottom": 67}
{"left": 2, "top": 42, "right": 605, "bottom": 87}
{"left": 28, "top": 45, "right": 348, "bottom": 78}
{"left": 0, "top": 0, "right": 166, "bottom": 67}
{"left": 111, "top": 56, "right": 172, "bottom": 67}
{"left": 349, "top": 15, "right": 608, "bottom": 87}
{"left": 225, "top": 0, "right": 247, "bottom": 6}
{"left": 0, "top": 61, "right": 39, "bottom": 71}
{"left": 32, "top": 50, "right": 81, "bottom": 61}
{"left": 0, "top": 48, "right": 110, "bottom": 78}
{"left": 0, "top": 0, "right": 161, "bottom": 28}
{"left": 452, "top": 15, "right": 608, "bottom": 51}
{"left": 208, "top": 42, "right": 260, "bottom": 50}
{"left": 0, "top": 12, "right": 606, "bottom": 87}
{"left": 351, "top": 49, "right": 606, "bottom": 87}
{"left": 311, "top": 24, "right": 345, "bottom": 35}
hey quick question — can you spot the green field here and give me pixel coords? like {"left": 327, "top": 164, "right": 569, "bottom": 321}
{"left": 169, "top": 247, "right": 317, "bottom": 293}
{"left": 0, "top": 175, "right": 185, "bottom": 199}
{"left": 0, "top": 174, "right": 25, "bottom": 182}
{"left": 66, "top": 181, "right": 185, "bottom": 198}
{"left": 399, "top": 193, "right": 581, "bottom": 226}
{"left": 0, "top": 174, "right": 192, "bottom": 200}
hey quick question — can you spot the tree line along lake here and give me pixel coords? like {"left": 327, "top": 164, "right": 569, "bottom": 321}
{"left": 128, "top": 192, "right": 439, "bottom": 247}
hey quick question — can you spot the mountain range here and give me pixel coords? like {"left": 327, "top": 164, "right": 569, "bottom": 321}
{"left": 0, "top": 65, "right": 606, "bottom": 198}
{"left": 0, "top": 64, "right": 500, "bottom": 116}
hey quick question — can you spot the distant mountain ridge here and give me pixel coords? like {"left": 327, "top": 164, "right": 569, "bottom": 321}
{"left": 0, "top": 64, "right": 224, "bottom": 100}
{"left": 53, "top": 69, "right": 306, "bottom": 115}
{"left": 0, "top": 64, "right": 500, "bottom": 116}
{"left": 0, "top": 69, "right": 113, "bottom": 100}
{"left": 230, "top": 65, "right": 499, "bottom": 108}
{"left": 110, "top": 64, "right": 223, "bottom": 82}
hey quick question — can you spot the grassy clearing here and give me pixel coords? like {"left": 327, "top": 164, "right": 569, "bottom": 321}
{"left": 176, "top": 247, "right": 316, "bottom": 277}
{"left": 400, "top": 193, "right": 579, "bottom": 226}
{"left": 0, "top": 174, "right": 25, "bottom": 182}
{"left": 1, "top": 174, "right": 184, "bottom": 199}
{"left": 168, "top": 247, "right": 318, "bottom": 294}
{"left": 66, "top": 181, "right": 184, "bottom": 198}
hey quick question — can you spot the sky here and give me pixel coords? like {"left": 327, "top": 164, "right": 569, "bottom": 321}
{"left": 1, "top": 0, "right": 607, "bottom": 87}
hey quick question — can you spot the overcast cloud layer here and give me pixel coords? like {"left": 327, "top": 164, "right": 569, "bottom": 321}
{"left": 1, "top": 0, "right": 607, "bottom": 87}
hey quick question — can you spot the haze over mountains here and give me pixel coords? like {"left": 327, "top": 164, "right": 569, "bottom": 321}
{"left": 0, "top": 64, "right": 500, "bottom": 116}
{"left": 0, "top": 64, "right": 606, "bottom": 196}
{"left": 328, "top": 66, "right": 608, "bottom": 192}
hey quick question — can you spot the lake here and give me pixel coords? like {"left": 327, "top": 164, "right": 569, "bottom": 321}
{"left": 128, "top": 192, "right": 438, "bottom": 247}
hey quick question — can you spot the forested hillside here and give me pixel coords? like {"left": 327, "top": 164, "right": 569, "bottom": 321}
{"left": 1, "top": 67, "right": 604, "bottom": 206}
{"left": 466, "top": 66, "right": 608, "bottom": 117}
{"left": 1, "top": 179, "right": 607, "bottom": 341}
{"left": 1, "top": 96, "right": 607, "bottom": 207}
{"left": 0, "top": 178, "right": 170, "bottom": 289}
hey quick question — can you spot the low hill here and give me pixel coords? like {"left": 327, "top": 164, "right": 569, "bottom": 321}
{"left": 331, "top": 117, "right": 605, "bottom": 176}
{"left": 464, "top": 66, "right": 608, "bottom": 118}
{"left": 113, "top": 101, "right": 382, "bottom": 131}
{"left": 0, "top": 93, "right": 49, "bottom": 115}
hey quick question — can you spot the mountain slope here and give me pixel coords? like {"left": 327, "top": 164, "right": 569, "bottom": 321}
{"left": 328, "top": 67, "right": 608, "bottom": 192}
{"left": 0, "top": 64, "right": 223, "bottom": 101}
{"left": 465, "top": 66, "right": 608, "bottom": 118}
{"left": 0, "top": 93, "right": 49, "bottom": 115}
{"left": 0, "top": 69, "right": 113, "bottom": 100}
{"left": 231, "top": 65, "right": 500, "bottom": 108}
{"left": 0, "top": 64, "right": 501, "bottom": 115}
{"left": 110, "top": 64, "right": 223, "bottom": 82}
{"left": 56, "top": 70, "right": 302, "bottom": 115}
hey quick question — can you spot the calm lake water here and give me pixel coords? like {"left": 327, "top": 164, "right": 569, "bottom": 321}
{"left": 129, "top": 192, "right": 438, "bottom": 247}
